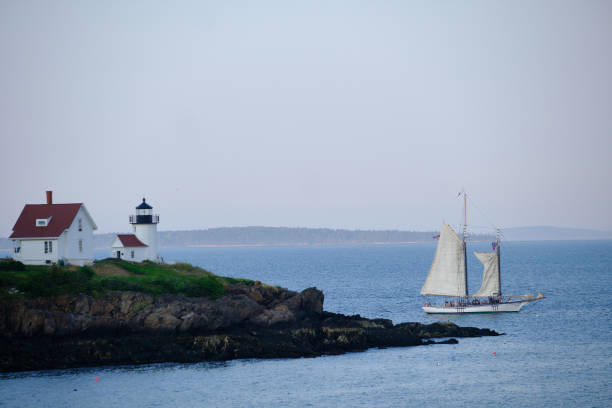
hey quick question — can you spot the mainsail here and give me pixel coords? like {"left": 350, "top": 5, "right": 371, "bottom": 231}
{"left": 421, "top": 222, "right": 467, "bottom": 297}
{"left": 472, "top": 251, "right": 500, "bottom": 297}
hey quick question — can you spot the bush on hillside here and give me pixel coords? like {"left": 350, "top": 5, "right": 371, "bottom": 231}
{"left": 14, "top": 265, "right": 98, "bottom": 297}
{"left": 0, "top": 258, "right": 25, "bottom": 272}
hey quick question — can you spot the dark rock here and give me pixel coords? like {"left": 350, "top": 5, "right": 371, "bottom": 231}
{"left": 298, "top": 287, "right": 324, "bottom": 315}
{"left": 0, "top": 287, "right": 500, "bottom": 372}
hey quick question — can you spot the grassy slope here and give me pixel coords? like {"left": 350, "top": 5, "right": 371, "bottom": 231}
{"left": 0, "top": 258, "right": 254, "bottom": 299}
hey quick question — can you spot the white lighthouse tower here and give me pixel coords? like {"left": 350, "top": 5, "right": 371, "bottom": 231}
{"left": 129, "top": 198, "right": 160, "bottom": 261}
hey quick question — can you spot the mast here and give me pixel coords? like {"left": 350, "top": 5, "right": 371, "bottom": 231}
{"left": 496, "top": 228, "right": 501, "bottom": 297}
{"left": 462, "top": 192, "right": 468, "bottom": 300}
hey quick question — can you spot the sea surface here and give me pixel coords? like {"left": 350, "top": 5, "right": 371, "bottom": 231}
{"left": 1, "top": 240, "right": 611, "bottom": 407}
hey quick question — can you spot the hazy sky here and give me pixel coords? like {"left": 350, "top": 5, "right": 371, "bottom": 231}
{"left": 1, "top": 1, "right": 611, "bottom": 236}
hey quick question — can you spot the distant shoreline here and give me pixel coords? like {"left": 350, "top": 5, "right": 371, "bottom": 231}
{"left": 3, "top": 224, "right": 611, "bottom": 253}
{"left": 5, "top": 237, "right": 610, "bottom": 254}
{"left": 184, "top": 241, "right": 427, "bottom": 248}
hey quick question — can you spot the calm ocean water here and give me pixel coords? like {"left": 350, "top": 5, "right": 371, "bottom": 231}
{"left": 1, "top": 241, "right": 611, "bottom": 407}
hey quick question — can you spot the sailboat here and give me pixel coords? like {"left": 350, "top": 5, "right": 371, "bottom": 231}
{"left": 421, "top": 192, "right": 545, "bottom": 314}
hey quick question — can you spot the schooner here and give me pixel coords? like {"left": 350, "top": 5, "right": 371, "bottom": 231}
{"left": 421, "top": 192, "right": 544, "bottom": 314}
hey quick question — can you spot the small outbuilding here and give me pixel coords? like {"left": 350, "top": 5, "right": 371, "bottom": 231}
{"left": 110, "top": 234, "right": 149, "bottom": 262}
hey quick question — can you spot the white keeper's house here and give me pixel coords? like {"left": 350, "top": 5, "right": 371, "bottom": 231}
{"left": 110, "top": 198, "right": 160, "bottom": 262}
{"left": 9, "top": 191, "right": 97, "bottom": 266}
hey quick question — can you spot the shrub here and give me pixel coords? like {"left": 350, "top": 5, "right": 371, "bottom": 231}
{"left": 223, "top": 277, "right": 255, "bottom": 286}
{"left": 100, "top": 277, "right": 142, "bottom": 292}
{"left": 76, "top": 266, "right": 95, "bottom": 280}
{"left": 0, "top": 270, "right": 17, "bottom": 288}
{"left": 182, "top": 276, "right": 224, "bottom": 298}
{"left": 149, "top": 276, "right": 177, "bottom": 294}
{"left": 5, "top": 264, "right": 98, "bottom": 297}
{"left": 0, "top": 258, "right": 25, "bottom": 272}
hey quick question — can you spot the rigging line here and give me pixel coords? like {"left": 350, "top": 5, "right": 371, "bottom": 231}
{"left": 456, "top": 192, "right": 466, "bottom": 235}
{"left": 465, "top": 195, "right": 499, "bottom": 232}
{"left": 452, "top": 223, "right": 498, "bottom": 230}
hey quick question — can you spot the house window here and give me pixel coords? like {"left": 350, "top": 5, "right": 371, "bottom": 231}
{"left": 78, "top": 219, "right": 82, "bottom": 231}
{"left": 79, "top": 239, "right": 83, "bottom": 252}
{"left": 44, "top": 241, "right": 48, "bottom": 253}
{"left": 131, "top": 250, "right": 134, "bottom": 259}
{"left": 36, "top": 217, "right": 51, "bottom": 227}
{"left": 49, "top": 241, "right": 52, "bottom": 253}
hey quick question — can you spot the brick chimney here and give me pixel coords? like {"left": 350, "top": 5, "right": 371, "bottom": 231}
{"left": 46, "top": 190, "right": 53, "bottom": 205}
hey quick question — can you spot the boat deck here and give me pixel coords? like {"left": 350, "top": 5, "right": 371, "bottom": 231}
{"left": 422, "top": 301, "right": 526, "bottom": 314}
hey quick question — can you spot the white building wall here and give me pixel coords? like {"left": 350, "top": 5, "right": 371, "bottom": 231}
{"left": 110, "top": 243, "right": 148, "bottom": 262}
{"left": 62, "top": 207, "right": 95, "bottom": 266}
{"left": 15, "top": 239, "right": 59, "bottom": 265}
{"left": 133, "top": 247, "right": 148, "bottom": 262}
{"left": 133, "top": 224, "right": 158, "bottom": 261}
{"left": 57, "top": 231, "right": 67, "bottom": 262}
{"left": 110, "top": 247, "right": 121, "bottom": 259}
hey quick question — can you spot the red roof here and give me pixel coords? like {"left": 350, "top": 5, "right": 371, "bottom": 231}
{"left": 10, "top": 204, "right": 83, "bottom": 239}
{"left": 116, "top": 234, "right": 148, "bottom": 247}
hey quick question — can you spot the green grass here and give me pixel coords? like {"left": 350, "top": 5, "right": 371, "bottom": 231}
{"left": 0, "top": 257, "right": 254, "bottom": 299}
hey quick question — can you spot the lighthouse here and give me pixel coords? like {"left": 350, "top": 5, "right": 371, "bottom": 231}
{"left": 110, "top": 198, "right": 160, "bottom": 262}
{"left": 130, "top": 198, "right": 159, "bottom": 261}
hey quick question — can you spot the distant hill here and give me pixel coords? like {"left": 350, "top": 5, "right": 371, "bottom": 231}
{"left": 92, "top": 227, "right": 463, "bottom": 249}
{"left": 502, "top": 226, "right": 612, "bottom": 241}
{"left": 2, "top": 226, "right": 609, "bottom": 251}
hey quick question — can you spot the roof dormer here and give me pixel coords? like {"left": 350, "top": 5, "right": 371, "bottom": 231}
{"left": 35, "top": 217, "right": 52, "bottom": 227}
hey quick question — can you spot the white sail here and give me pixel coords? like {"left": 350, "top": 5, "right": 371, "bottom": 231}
{"left": 420, "top": 222, "right": 467, "bottom": 297}
{"left": 472, "top": 251, "right": 500, "bottom": 297}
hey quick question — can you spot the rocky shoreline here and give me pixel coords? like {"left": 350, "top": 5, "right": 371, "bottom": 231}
{"left": 0, "top": 285, "right": 500, "bottom": 372}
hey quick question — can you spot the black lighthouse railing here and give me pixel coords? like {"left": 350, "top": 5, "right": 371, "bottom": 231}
{"left": 129, "top": 214, "right": 159, "bottom": 224}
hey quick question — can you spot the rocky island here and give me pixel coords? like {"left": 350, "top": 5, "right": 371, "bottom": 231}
{"left": 0, "top": 258, "right": 500, "bottom": 372}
